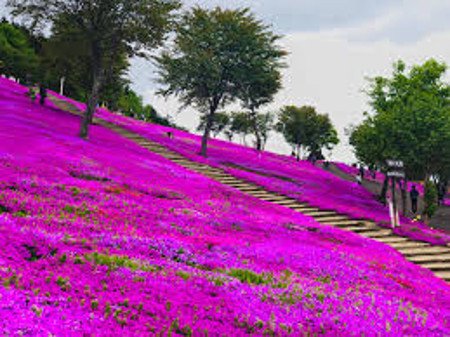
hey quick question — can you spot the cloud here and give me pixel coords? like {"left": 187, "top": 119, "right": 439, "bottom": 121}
{"left": 339, "top": 0, "right": 450, "bottom": 44}
{"left": 184, "top": 0, "right": 400, "bottom": 33}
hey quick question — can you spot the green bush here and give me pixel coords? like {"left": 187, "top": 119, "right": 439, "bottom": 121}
{"left": 423, "top": 181, "right": 438, "bottom": 218}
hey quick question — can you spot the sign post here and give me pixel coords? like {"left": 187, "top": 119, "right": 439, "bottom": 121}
{"left": 386, "top": 160, "right": 405, "bottom": 228}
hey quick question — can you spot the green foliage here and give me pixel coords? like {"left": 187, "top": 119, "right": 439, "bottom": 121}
{"left": 229, "top": 111, "right": 252, "bottom": 142}
{"left": 276, "top": 105, "right": 339, "bottom": 159}
{"left": 156, "top": 7, "right": 285, "bottom": 156}
{"left": 197, "top": 112, "right": 230, "bottom": 138}
{"left": 116, "top": 86, "right": 179, "bottom": 127}
{"left": 176, "top": 270, "right": 191, "bottom": 281}
{"left": 56, "top": 276, "right": 71, "bottom": 291}
{"left": 252, "top": 112, "right": 275, "bottom": 150}
{"left": 0, "top": 19, "right": 39, "bottom": 82}
{"left": 91, "top": 299, "right": 99, "bottom": 310}
{"left": 227, "top": 268, "right": 272, "bottom": 285}
{"left": 84, "top": 252, "right": 161, "bottom": 273}
{"left": 423, "top": 181, "right": 438, "bottom": 218}
{"left": 350, "top": 59, "right": 450, "bottom": 183}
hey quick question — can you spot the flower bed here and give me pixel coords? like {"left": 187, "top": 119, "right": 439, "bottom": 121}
{"left": 0, "top": 77, "right": 448, "bottom": 334}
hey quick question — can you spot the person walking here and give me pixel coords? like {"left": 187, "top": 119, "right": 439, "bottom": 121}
{"left": 39, "top": 84, "right": 47, "bottom": 106}
{"left": 410, "top": 185, "right": 419, "bottom": 214}
{"left": 359, "top": 165, "right": 365, "bottom": 180}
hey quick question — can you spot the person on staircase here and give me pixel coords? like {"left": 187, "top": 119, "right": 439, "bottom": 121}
{"left": 410, "top": 185, "right": 419, "bottom": 214}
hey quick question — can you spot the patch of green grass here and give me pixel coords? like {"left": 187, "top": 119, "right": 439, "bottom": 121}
{"left": 84, "top": 252, "right": 162, "bottom": 273}
{"left": 14, "top": 210, "right": 28, "bottom": 217}
{"left": 227, "top": 268, "right": 273, "bottom": 285}
{"left": 62, "top": 203, "right": 92, "bottom": 218}
{"left": 56, "top": 276, "right": 71, "bottom": 291}
{"left": 176, "top": 270, "right": 191, "bottom": 281}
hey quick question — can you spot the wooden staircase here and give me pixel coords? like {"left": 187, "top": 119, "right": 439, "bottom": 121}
{"left": 49, "top": 95, "right": 450, "bottom": 283}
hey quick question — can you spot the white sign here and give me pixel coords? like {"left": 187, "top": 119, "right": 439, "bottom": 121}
{"left": 387, "top": 171, "right": 405, "bottom": 178}
{"left": 387, "top": 160, "right": 404, "bottom": 168}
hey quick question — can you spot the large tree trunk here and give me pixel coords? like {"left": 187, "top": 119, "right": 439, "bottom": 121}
{"left": 248, "top": 108, "right": 262, "bottom": 151}
{"left": 201, "top": 110, "right": 215, "bottom": 157}
{"left": 80, "top": 73, "right": 103, "bottom": 138}
{"left": 80, "top": 43, "right": 103, "bottom": 139}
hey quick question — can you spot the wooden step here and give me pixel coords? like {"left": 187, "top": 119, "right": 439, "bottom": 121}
{"left": 224, "top": 183, "right": 255, "bottom": 188}
{"left": 388, "top": 241, "right": 430, "bottom": 249}
{"left": 288, "top": 205, "right": 320, "bottom": 211}
{"left": 258, "top": 196, "right": 287, "bottom": 202}
{"left": 332, "top": 221, "right": 370, "bottom": 227}
{"left": 433, "top": 271, "right": 450, "bottom": 281}
{"left": 373, "top": 236, "right": 408, "bottom": 243}
{"left": 224, "top": 183, "right": 254, "bottom": 188}
{"left": 359, "top": 230, "right": 392, "bottom": 238}
{"left": 272, "top": 200, "right": 299, "bottom": 206}
{"left": 247, "top": 192, "right": 280, "bottom": 198}
{"left": 216, "top": 177, "right": 240, "bottom": 182}
{"left": 407, "top": 254, "right": 450, "bottom": 263}
{"left": 317, "top": 221, "right": 360, "bottom": 227}
{"left": 420, "top": 262, "right": 450, "bottom": 271}
{"left": 315, "top": 216, "right": 351, "bottom": 223}
{"left": 232, "top": 187, "right": 260, "bottom": 192}
{"left": 400, "top": 246, "right": 450, "bottom": 256}
{"left": 302, "top": 211, "right": 337, "bottom": 217}
{"left": 342, "top": 226, "right": 377, "bottom": 232}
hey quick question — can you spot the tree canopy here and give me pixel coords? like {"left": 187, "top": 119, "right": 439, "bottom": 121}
{"left": 156, "top": 7, "right": 286, "bottom": 156}
{"left": 350, "top": 59, "right": 450, "bottom": 182}
{"left": 197, "top": 112, "right": 230, "bottom": 138}
{"left": 0, "top": 19, "right": 39, "bottom": 82}
{"left": 8, "top": 0, "right": 181, "bottom": 138}
{"left": 277, "top": 105, "right": 339, "bottom": 160}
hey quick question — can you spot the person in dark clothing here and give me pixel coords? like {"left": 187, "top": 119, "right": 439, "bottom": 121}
{"left": 39, "top": 84, "right": 47, "bottom": 105}
{"left": 410, "top": 185, "right": 419, "bottom": 214}
{"left": 359, "top": 165, "right": 365, "bottom": 178}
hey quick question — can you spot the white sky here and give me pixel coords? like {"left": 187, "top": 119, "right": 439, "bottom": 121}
{"left": 2, "top": 0, "right": 450, "bottom": 162}
{"left": 128, "top": 0, "right": 450, "bottom": 162}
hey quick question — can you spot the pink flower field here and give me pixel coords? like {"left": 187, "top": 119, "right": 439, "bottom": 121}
{"left": 2, "top": 77, "right": 450, "bottom": 335}
{"left": 54, "top": 92, "right": 450, "bottom": 247}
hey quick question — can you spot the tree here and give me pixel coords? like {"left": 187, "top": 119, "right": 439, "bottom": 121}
{"left": 350, "top": 59, "right": 450, "bottom": 216}
{"left": 156, "top": 7, "right": 285, "bottom": 157}
{"left": 252, "top": 112, "right": 275, "bottom": 150}
{"left": 276, "top": 105, "right": 338, "bottom": 161}
{"left": 197, "top": 112, "right": 230, "bottom": 138}
{"left": 229, "top": 111, "right": 252, "bottom": 145}
{"left": 9, "top": 0, "right": 180, "bottom": 138}
{"left": 0, "top": 19, "right": 39, "bottom": 82}
{"left": 235, "top": 21, "right": 285, "bottom": 150}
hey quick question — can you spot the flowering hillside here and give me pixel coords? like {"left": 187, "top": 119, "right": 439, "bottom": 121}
{"left": 333, "top": 162, "right": 425, "bottom": 195}
{"left": 53, "top": 92, "right": 450, "bottom": 246}
{"left": 2, "top": 77, "right": 450, "bottom": 335}
{"left": 333, "top": 162, "right": 450, "bottom": 208}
